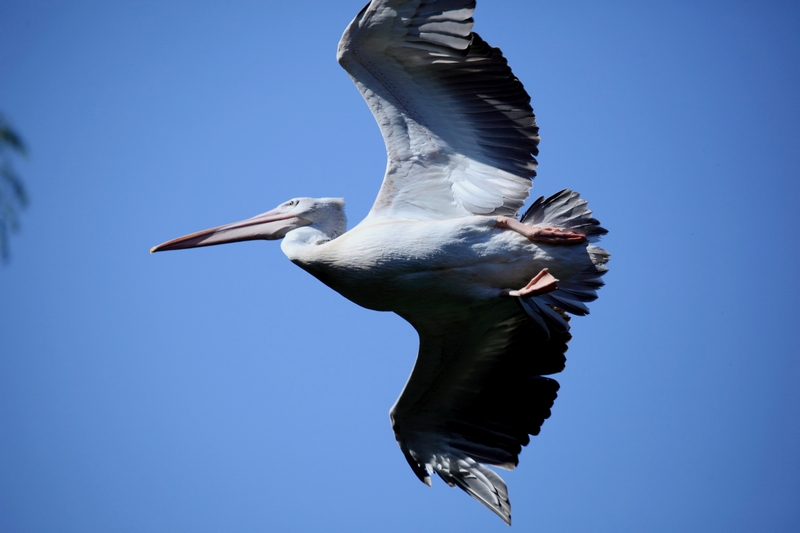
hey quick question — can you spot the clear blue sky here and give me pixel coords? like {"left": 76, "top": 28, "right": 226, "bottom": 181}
{"left": 1, "top": 1, "right": 799, "bottom": 531}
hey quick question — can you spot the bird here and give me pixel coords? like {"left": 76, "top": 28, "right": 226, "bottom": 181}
{"left": 152, "top": 0, "right": 608, "bottom": 525}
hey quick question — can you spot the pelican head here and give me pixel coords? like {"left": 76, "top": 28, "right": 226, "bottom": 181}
{"left": 151, "top": 197, "right": 346, "bottom": 253}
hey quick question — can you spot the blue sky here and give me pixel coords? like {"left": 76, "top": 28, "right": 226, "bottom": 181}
{"left": 1, "top": 1, "right": 799, "bottom": 531}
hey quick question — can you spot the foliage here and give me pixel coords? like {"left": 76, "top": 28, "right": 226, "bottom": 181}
{"left": 0, "top": 114, "right": 29, "bottom": 261}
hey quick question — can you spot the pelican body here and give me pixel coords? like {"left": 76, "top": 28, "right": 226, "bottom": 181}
{"left": 286, "top": 214, "right": 591, "bottom": 313}
{"left": 153, "top": 0, "right": 609, "bottom": 526}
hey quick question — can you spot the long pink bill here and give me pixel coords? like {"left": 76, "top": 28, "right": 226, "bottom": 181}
{"left": 151, "top": 209, "right": 306, "bottom": 253}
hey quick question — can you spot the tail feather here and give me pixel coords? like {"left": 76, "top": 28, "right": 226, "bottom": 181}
{"left": 518, "top": 190, "right": 609, "bottom": 331}
{"left": 520, "top": 189, "right": 608, "bottom": 242}
{"left": 546, "top": 293, "right": 590, "bottom": 316}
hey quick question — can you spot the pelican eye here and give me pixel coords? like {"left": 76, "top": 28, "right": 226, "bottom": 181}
{"left": 285, "top": 200, "right": 296, "bottom": 207}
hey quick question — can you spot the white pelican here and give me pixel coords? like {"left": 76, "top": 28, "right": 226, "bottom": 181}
{"left": 152, "top": 0, "right": 608, "bottom": 525}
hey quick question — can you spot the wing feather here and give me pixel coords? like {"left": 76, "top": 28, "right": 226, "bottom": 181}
{"left": 390, "top": 300, "right": 570, "bottom": 524}
{"left": 338, "top": 0, "right": 539, "bottom": 220}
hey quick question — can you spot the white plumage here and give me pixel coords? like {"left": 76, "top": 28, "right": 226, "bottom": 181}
{"left": 153, "top": 0, "right": 609, "bottom": 525}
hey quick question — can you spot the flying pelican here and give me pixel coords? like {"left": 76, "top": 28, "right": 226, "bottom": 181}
{"left": 152, "top": 0, "right": 608, "bottom": 525}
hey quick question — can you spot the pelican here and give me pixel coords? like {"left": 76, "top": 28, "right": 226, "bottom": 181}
{"left": 152, "top": 0, "right": 608, "bottom": 525}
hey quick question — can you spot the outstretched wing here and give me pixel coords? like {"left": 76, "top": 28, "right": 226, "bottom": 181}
{"left": 391, "top": 300, "right": 571, "bottom": 525}
{"left": 337, "top": 0, "right": 540, "bottom": 221}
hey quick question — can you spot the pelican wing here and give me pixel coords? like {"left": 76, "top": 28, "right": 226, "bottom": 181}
{"left": 337, "top": 0, "right": 540, "bottom": 220}
{"left": 391, "top": 300, "right": 570, "bottom": 524}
